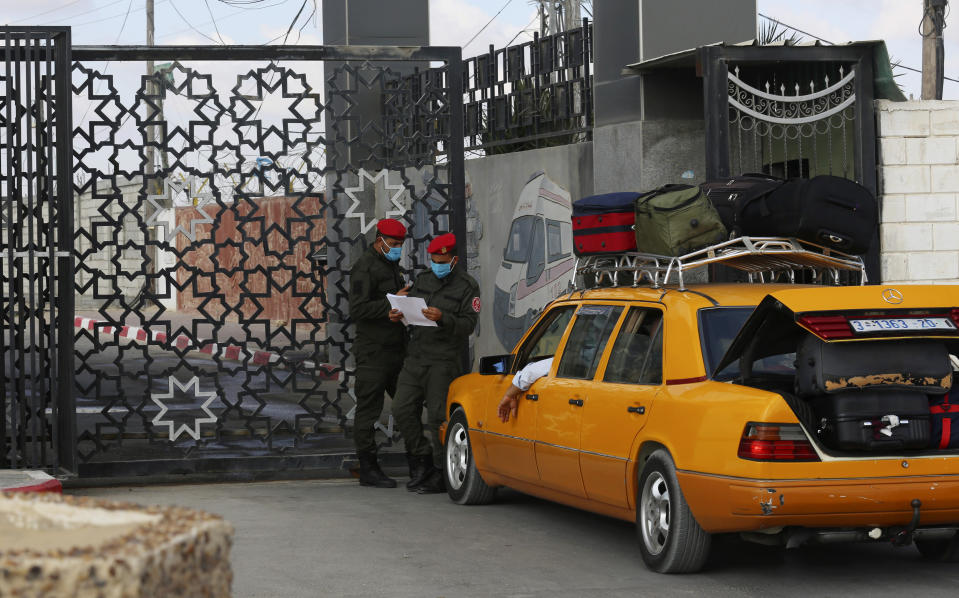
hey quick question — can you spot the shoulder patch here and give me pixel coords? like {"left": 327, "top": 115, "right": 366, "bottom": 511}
{"left": 471, "top": 297, "right": 481, "bottom": 313}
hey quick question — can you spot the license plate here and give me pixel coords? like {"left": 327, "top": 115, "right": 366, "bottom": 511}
{"left": 849, "top": 317, "right": 957, "bottom": 333}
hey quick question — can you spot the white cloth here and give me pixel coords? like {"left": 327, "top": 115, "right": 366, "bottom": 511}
{"left": 511, "top": 357, "right": 553, "bottom": 391}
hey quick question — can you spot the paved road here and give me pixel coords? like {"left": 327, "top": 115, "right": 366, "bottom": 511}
{"left": 73, "top": 479, "right": 959, "bottom": 598}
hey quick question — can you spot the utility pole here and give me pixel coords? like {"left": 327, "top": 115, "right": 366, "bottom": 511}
{"left": 922, "top": 0, "right": 948, "bottom": 100}
{"left": 539, "top": 1, "right": 582, "bottom": 36}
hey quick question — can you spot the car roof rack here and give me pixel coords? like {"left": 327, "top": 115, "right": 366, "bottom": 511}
{"left": 573, "top": 237, "right": 867, "bottom": 291}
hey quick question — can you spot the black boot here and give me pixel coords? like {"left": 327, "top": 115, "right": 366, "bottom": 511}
{"left": 406, "top": 453, "right": 418, "bottom": 480}
{"left": 406, "top": 454, "right": 433, "bottom": 491}
{"left": 415, "top": 467, "right": 446, "bottom": 495}
{"left": 358, "top": 453, "right": 397, "bottom": 488}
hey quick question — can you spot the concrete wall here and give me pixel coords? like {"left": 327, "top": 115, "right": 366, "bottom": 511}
{"left": 465, "top": 142, "right": 594, "bottom": 362}
{"left": 877, "top": 100, "right": 959, "bottom": 284}
{"left": 593, "top": 119, "right": 706, "bottom": 195}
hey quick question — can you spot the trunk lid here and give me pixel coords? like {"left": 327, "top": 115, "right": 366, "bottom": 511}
{"left": 713, "top": 285, "right": 959, "bottom": 378}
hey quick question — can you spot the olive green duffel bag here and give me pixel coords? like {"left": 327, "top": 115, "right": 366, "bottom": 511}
{"left": 633, "top": 184, "right": 728, "bottom": 256}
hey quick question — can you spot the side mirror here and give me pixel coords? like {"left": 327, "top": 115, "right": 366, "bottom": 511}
{"left": 479, "top": 354, "right": 513, "bottom": 375}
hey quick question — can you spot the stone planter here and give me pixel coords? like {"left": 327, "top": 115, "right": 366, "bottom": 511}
{"left": 0, "top": 492, "right": 233, "bottom": 597}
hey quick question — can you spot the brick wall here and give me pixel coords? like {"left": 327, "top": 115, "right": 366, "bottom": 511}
{"left": 877, "top": 100, "right": 959, "bottom": 284}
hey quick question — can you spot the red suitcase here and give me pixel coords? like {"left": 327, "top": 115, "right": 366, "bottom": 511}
{"left": 572, "top": 192, "right": 640, "bottom": 256}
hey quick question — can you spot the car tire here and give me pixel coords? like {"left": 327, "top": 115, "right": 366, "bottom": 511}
{"left": 444, "top": 408, "right": 497, "bottom": 505}
{"left": 916, "top": 533, "right": 959, "bottom": 562}
{"left": 636, "top": 449, "right": 711, "bottom": 573}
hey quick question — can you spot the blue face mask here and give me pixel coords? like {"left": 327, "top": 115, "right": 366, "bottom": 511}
{"left": 431, "top": 260, "right": 453, "bottom": 279}
{"left": 382, "top": 246, "right": 402, "bottom": 262}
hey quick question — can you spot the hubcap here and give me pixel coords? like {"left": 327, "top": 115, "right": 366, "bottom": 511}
{"left": 640, "top": 471, "right": 671, "bottom": 555}
{"left": 446, "top": 422, "right": 470, "bottom": 490}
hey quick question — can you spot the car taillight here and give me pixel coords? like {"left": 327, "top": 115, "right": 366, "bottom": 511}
{"left": 798, "top": 315, "right": 853, "bottom": 339}
{"left": 737, "top": 423, "right": 820, "bottom": 462}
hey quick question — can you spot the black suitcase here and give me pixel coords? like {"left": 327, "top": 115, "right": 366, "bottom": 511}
{"left": 811, "top": 390, "right": 931, "bottom": 451}
{"left": 737, "top": 175, "right": 878, "bottom": 255}
{"left": 796, "top": 335, "right": 952, "bottom": 397}
{"left": 701, "top": 173, "right": 785, "bottom": 233}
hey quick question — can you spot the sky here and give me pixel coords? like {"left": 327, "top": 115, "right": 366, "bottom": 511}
{"left": 4, "top": 0, "right": 957, "bottom": 99}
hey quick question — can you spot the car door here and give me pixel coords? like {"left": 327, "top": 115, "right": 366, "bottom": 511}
{"left": 579, "top": 306, "right": 665, "bottom": 509}
{"left": 534, "top": 304, "right": 623, "bottom": 498}
{"left": 483, "top": 304, "right": 576, "bottom": 483}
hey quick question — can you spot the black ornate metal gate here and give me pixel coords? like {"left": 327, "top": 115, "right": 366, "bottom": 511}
{"left": 1, "top": 28, "right": 75, "bottom": 473}
{"left": 4, "top": 29, "right": 466, "bottom": 477}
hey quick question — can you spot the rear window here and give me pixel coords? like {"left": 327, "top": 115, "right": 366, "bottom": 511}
{"left": 700, "top": 307, "right": 796, "bottom": 381}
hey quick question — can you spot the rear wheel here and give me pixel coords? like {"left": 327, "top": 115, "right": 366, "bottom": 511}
{"left": 916, "top": 533, "right": 959, "bottom": 562}
{"left": 637, "top": 450, "right": 711, "bottom": 573}
{"left": 444, "top": 408, "right": 497, "bottom": 505}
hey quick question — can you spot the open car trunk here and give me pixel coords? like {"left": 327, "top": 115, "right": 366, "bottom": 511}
{"left": 713, "top": 287, "right": 959, "bottom": 456}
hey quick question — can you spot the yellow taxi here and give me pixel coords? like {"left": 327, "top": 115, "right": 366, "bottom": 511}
{"left": 440, "top": 239, "right": 959, "bottom": 573}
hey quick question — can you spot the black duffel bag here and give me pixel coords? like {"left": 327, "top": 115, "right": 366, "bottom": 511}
{"left": 701, "top": 173, "right": 785, "bottom": 233}
{"left": 736, "top": 175, "right": 878, "bottom": 255}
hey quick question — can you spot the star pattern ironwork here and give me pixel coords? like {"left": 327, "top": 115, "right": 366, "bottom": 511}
{"left": 342, "top": 168, "right": 408, "bottom": 235}
{"left": 151, "top": 376, "right": 218, "bottom": 441}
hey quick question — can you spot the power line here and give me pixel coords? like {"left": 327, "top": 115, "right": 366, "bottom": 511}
{"left": 43, "top": 0, "right": 170, "bottom": 29}
{"left": 8, "top": 0, "right": 123, "bottom": 25}
{"left": 76, "top": 0, "right": 137, "bottom": 131}
{"left": 464, "top": 0, "right": 513, "bottom": 51}
{"left": 758, "top": 12, "right": 959, "bottom": 85}
{"left": 169, "top": 0, "right": 222, "bottom": 44}
{"left": 204, "top": 0, "right": 228, "bottom": 45}
{"left": 757, "top": 12, "right": 834, "bottom": 45}
{"left": 504, "top": 13, "right": 539, "bottom": 48}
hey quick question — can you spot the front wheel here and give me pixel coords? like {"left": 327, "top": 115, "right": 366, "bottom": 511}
{"left": 916, "top": 533, "right": 959, "bottom": 562}
{"left": 444, "top": 408, "right": 496, "bottom": 505}
{"left": 637, "top": 450, "right": 711, "bottom": 573}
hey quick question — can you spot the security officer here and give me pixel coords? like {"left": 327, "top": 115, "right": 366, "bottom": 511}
{"left": 348, "top": 218, "right": 410, "bottom": 488}
{"left": 390, "top": 233, "right": 480, "bottom": 494}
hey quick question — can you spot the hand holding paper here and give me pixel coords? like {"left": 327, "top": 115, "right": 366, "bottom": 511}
{"left": 387, "top": 294, "right": 438, "bottom": 327}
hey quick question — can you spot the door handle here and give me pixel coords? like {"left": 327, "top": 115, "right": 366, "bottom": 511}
{"left": 627, "top": 405, "right": 646, "bottom": 414}
{"left": 525, "top": 394, "right": 538, "bottom": 401}
{"left": 568, "top": 399, "right": 584, "bottom": 407}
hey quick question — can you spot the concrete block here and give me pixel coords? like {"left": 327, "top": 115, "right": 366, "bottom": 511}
{"left": 931, "top": 108, "right": 959, "bottom": 135}
{"left": 931, "top": 165, "right": 959, "bottom": 192}
{"left": 904, "top": 193, "right": 957, "bottom": 222}
{"left": 905, "top": 137, "right": 958, "bottom": 165}
{"left": 880, "top": 252, "right": 908, "bottom": 281}
{"left": 933, "top": 222, "right": 959, "bottom": 250}
{"left": 881, "top": 222, "right": 933, "bottom": 252}
{"left": 0, "top": 493, "right": 233, "bottom": 598}
{"left": 880, "top": 194, "right": 906, "bottom": 223}
{"left": 881, "top": 165, "right": 930, "bottom": 194}
{"left": 879, "top": 138, "right": 907, "bottom": 165}
{"left": 906, "top": 251, "right": 959, "bottom": 280}
{"left": 878, "top": 108, "right": 930, "bottom": 137}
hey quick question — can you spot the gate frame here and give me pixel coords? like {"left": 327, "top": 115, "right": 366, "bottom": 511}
{"left": 701, "top": 44, "right": 879, "bottom": 282}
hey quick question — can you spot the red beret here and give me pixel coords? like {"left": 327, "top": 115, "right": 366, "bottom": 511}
{"left": 427, "top": 233, "right": 456, "bottom": 255}
{"left": 376, "top": 218, "right": 406, "bottom": 239}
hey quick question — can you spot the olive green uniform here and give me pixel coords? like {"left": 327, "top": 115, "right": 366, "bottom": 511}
{"left": 392, "top": 265, "right": 480, "bottom": 465}
{"left": 348, "top": 245, "right": 407, "bottom": 456}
